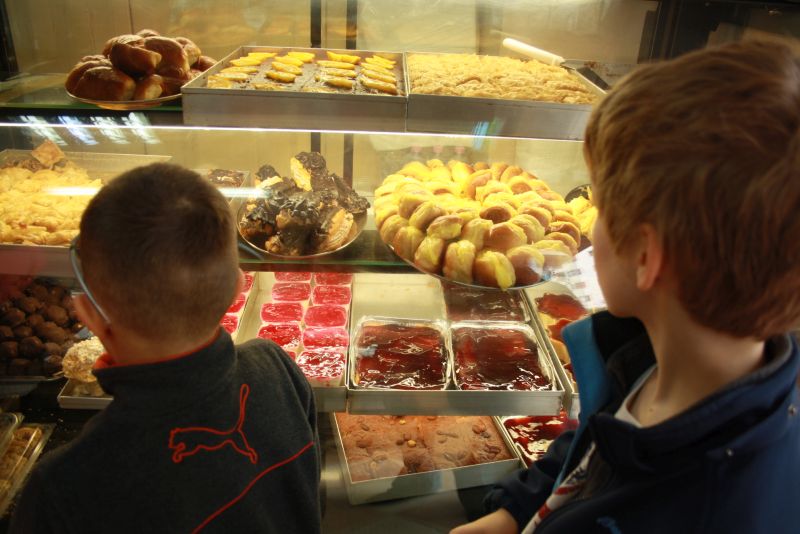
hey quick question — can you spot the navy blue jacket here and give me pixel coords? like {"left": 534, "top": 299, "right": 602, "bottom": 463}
{"left": 485, "top": 312, "right": 800, "bottom": 534}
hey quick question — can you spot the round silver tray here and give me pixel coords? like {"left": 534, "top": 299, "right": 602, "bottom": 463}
{"left": 237, "top": 202, "right": 367, "bottom": 260}
{"left": 382, "top": 240, "right": 574, "bottom": 291}
{"left": 66, "top": 91, "right": 181, "bottom": 110}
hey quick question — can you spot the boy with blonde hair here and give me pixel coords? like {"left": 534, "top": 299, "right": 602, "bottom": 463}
{"left": 11, "top": 164, "right": 321, "bottom": 533}
{"left": 453, "top": 39, "right": 800, "bottom": 534}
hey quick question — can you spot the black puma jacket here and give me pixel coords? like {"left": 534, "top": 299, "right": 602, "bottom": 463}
{"left": 10, "top": 331, "right": 321, "bottom": 534}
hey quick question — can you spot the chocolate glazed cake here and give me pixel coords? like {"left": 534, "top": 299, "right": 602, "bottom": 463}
{"left": 240, "top": 152, "right": 369, "bottom": 256}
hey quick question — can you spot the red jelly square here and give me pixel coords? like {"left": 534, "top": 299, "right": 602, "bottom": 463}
{"left": 311, "top": 285, "right": 351, "bottom": 306}
{"left": 272, "top": 282, "right": 311, "bottom": 302}
{"left": 242, "top": 272, "right": 255, "bottom": 292}
{"left": 313, "top": 273, "right": 353, "bottom": 285}
{"left": 302, "top": 327, "right": 349, "bottom": 350}
{"left": 227, "top": 293, "right": 246, "bottom": 314}
{"left": 304, "top": 305, "right": 348, "bottom": 328}
{"left": 220, "top": 314, "right": 239, "bottom": 334}
{"left": 503, "top": 414, "right": 578, "bottom": 466}
{"left": 296, "top": 349, "right": 346, "bottom": 387}
{"left": 258, "top": 323, "right": 302, "bottom": 350}
{"left": 275, "top": 271, "right": 312, "bottom": 282}
{"left": 261, "top": 302, "right": 304, "bottom": 323}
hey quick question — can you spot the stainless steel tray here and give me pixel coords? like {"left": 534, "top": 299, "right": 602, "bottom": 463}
{"left": 404, "top": 52, "right": 605, "bottom": 140}
{"left": 182, "top": 46, "right": 407, "bottom": 132}
{"left": 331, "top": 413, "right": 521, "bottom": 505}
{"left": 237, "top": 272, "right": 348, "bottom": 412}
{"left": 524, "top": 281, "right": 585, "bottom": 419}
{"left": 0, "top": 150, "right": 171, "bottom": 277}
{"left": 57, "top": 379, "right": 111, "bottom": 410}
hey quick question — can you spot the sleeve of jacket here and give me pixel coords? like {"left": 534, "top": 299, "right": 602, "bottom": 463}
{"left": 482, "top": 428, "right": 575, "bottom": 529}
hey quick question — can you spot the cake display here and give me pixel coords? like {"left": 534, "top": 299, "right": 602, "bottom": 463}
{"left": 407, "top": 53, "right": 597, "bottom": 104}
{"left": 311, "top": 285, "right": 351, "bottom": 306}
{"left": 65, "top": 29, "right": 215, "bottom": 102}
{"left": 374, "top": 159, "right": 577, "bottom": 288}
{"left": 258, "top": 323, "right": 302, "bottom": 352}
{"left": 452, "top": 325, "right": 552, "bottom": 391}
{"left": 313, "top": 273, "right": 353, "bottom": 285}
{"left": 296, "top": 349, "right": 346, "bottom": 387}
{"left": 239, "top": 152, "right": 369, "bottom": 257}
{"left": 303, "top": 305, "right": 348, "bottom": 328}
{"left": 503, "top": 414, "right": 578, "bottom": 466}
{"left": 271, "top": 282, "right": 311, "bottom": 302}
{"left": 204, "top": 48, "right": 403, "bottom": 96}
{"left": 260, "top": 302, "right": 304, "bottom": 323}
{"left": 335, "top": 414, "right": 513, "bottom": 482}
{"left": 302, "top": 327, "right": 349, "bottom": 350}
{"left": 353, "top": 321, "right": 447, "bottom": 390}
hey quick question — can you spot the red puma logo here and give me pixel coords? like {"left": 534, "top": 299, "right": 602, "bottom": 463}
{"left": 168, "top": 384, "right": 258, "bottom": 465}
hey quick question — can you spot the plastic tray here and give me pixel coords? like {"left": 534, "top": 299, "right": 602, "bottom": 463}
{"left": 0, "top": 424, "right": 54, "bottom": 517}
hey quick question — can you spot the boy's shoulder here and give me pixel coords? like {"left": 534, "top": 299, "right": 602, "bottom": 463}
{"left": 234, "top": 338, "right": 311, "bottom": 392}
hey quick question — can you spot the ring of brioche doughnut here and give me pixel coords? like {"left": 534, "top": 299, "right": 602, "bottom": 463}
{"left": 552, "top": 210, "right": 580, "bottom": 227}
{"left": 484, "top": 192, "right": 521, "bottom": 209}
{"left": 518, "top": 204, "right": 553, "bottom": 228}
{"left": 490, "top": 162, "right": 508, "bottom": 182}
{"left": 465, "top": 170, "right": 492, "bottom": 199}
{"left": 443, "top": 240, "right": 476, "bottom": 283}
{"left": 510, "top": 214, "right": 545, "bottom": 243}
{"left": 409, "top": 201, "right": 446, "bottom": 230}
{"left": 548, "top": 220, "right": 581, "bottom": 245}
{"left": 414, "top": 236, "right": 446, "bottom": 272}
{"left": 534, "top": 239, "right": 573, "bottom": 268}
{"left": 427, "top": 214, "right": 463, "bottom": 239}
{"left": 500, "top": 165, "right": 523, "bottom": 182}
{"left": 484, "top": 222, "right": 527, "bottom": 252}
{"left": 450, "top": 161, "right": 473, "bottom": 183}
{"left": 475, "top": 181, "right": 511, "bottom": 203}
{"left": 546, "top": 231, "right": 579, "bottom": 255}
{"left": 375, "top": 205, "right": 399, "bottom": 229}
{"left": 474, "top": 250, "right": 516, "bottom": 289}
{"left": 392, "top": 226, "right": 425, "bottom": 261}
{"left": 506, "top": 245, "right": 546, "bottom": 285}
{"left": 398, "top": 192, "right": 431, "bottom": 219}
{"left": 538, "top": 190, "right": 565, "bottom": 202}
{"left": 461, "top": 218, "right": 492, "bottom": 250}
{"left": 480, "top": 202, "right": 516, "bottom": 224}
{"left": 379, "top": 215, "right": 408, "bottom": 244}
{"left": 453, "top": 208, "right": 480, "bottom": 224}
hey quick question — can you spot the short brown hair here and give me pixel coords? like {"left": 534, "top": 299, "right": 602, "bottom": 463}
{"left": 79, "top": 163, "right": 239, "bottom": 339}
{"left": 585, "top": 39, "right": 800, "bottom": 339}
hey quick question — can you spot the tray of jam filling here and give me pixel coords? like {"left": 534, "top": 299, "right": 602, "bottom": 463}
{"left": 498, "top": 413, "right": 579, "bottom": 467}
{"left": 347, "top": 317, "right": 563, "bottom": 415}
{"left": 441, "top": 281, "right": 531, "bottom": 323}
{"left": 235, "top": 271, "right": 352, "bottom": 412}
{"left": 525, "top": 281, "right": 589, "bottom": 419}
{"left": 332, "top": 413, "right": 521, "bottom": 504}
{"left": 182, "top": 46, "right": 406, "bottom": 132}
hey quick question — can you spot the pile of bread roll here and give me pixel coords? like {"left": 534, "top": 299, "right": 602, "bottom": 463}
{"left": 375, "top": 160, "right": 580, "bottom": 289}
{"left": 65, "top": 29, "right": 216, "bottom": 101}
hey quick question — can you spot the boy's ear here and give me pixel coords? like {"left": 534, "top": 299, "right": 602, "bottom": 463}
{"left": 635, "top": 223, "right": 664, "bottom": 292}
{"left": 72, "top": 293, "right": 110, "bottom": 337}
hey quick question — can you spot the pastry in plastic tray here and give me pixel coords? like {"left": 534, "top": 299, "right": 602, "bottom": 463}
{"left": 335, "top": 414, "right": 512, "bottom": 482}
{"left": 374, "top": 158, "right": 578, "bottom": 289}
{"left": 311, "top": 285, "right": 351, "bottom": 306}
{"left": 275, "top": 271, "right": 312, "bottom": 282}
{"left": 0, "top": 424, "right": 52, "bottom": 515}
{"left": 442, "top": 283, "right": 528, "bottom": 322}
{"left": 302, "top": 327, "right": 348, "bottom": 350}
{"left": 296, "top": 349, "right": 346, "bottom": 387}
{"left": 261, "top": 302, "right": 304, "bottom": 323}
{"left": 258, "top": 323, "right": 302, "bottom": 352}
{"left": 313, "top": 273, "right": 353, "bottom": 285}
{"left": 503, "top": 413, "right": 578, "bottom": 466}
{"left": 453, "top": 325, "right": 552, "bottom": 391}
{"left": 535, "top": 292, "right": 588, "bottom": 384}
{"left": 271, "top": 282, "right": 311, "bottom": 302}
{"left": 353, "top": 322, "right": 447, "bottom": 390}
{"left": 304, "top": 305, "right": 348, "bottom": 328}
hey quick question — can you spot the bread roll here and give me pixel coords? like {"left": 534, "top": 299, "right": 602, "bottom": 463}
{"left": 143, "top": 36, "right": 190, "bottom": 78}
{"left": 73, "top": 66, "right": 136, "bottom": 101}
{"left": 161, "top": 72, "right": 192, "bottom": 95}
{"left": 427, "top": 215, "right": 463, "bottom": 240}
{"left": 453, "top": 208, "right": 480, "bottom": 224}
{"left": 136, "top": 29, "right": 161, "bottom": 38}
{"left": 499, "top": 165, "right": 523, "bottom": 182}
{"left": 506, "top": 245, "right": 546, "bottom": 285}
{"left": 474, "top": 250, "right": 516, "bottom": 289}
{"left": 552, "top": 210, "right": 580, "bottom": 228}
{"left": 484, "top": 222, "right": 527, "bottom": 252}
{"left": 414, "top": 236, "right": 446, "bottom": 273}
{"left": 102, "top": 34, "right": 143, "bottom": 56}
{"left": 539, "top": 190, "right": 564, "bottom": 202}
{"left": 548, "top": 220, "right": 581, "bottom": 245}
{"left": 518, "top": 203, "right": 553, "bottom": 228}
{"left": 65, "top": 58, "right": 112, "bottom": 94}
{"left": 133, "top": 74, "right": 164, "bottom": 100}
{"left": 375, "top": 205, "right": 399, "bottom": 229}
{"left": 379, "top": 215, "right": 408, "bottom": 244}
{"left": 109, "top": 42, "right": 161, "bottom": 77}
{"left": 409, "top": 201, "right": 446, "bottom": 231}
{"left": 392, "top": 226, "right": 425, "bottom": 261}
{"left": 398, "top": 192, "right": 431, "bottom": 219}
{"left": 483, "top": 192, "right": 520, "bottom": 209}
{"left": 475, "top": 181, "right": 510, "bottom": 203}
{"left": 545, "top": 231, "right": 579, "bottom": 255}
{"left": 449, "top": 161, "right": 473, "bottom": 184}
{"left": 443, "top": 240, "right": 476, "bottom": 284}
{"left": 174, "top": 37, "right": 201, "bottom": 66}
{"left": 490, "top": 162, "right": 508, "bottom": 181}
{"left": 508, "top": 176, "right": 538, "bottom": 194}
{"left": 461, "top": 218, "right": 492, "bottom": 249}
{"left": 464, "top": 170, "right": 492, "bottom": 199}
{"left": 399, "top": 161, "right": 433, "bottom": 181}
{"left": 194, "top": 55, "right": 217, "bottom": 71}
{"left": 510, "top": 214, "right": 545, "bottom": 243}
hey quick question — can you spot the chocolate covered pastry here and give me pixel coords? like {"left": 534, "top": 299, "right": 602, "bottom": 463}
{"left": 240, "top": 152, "right": 369, "bottom": 256}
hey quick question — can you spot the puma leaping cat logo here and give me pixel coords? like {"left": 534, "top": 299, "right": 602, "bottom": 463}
{"left": 168, "top": 384, "right": 258, "bottom": 465}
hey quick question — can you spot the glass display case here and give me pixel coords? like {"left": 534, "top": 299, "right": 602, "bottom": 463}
{"left": 0, "top": 0, "right": 798, "bottom": 530}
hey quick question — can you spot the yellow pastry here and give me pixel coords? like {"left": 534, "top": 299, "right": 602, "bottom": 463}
{"left": 231, "top": 57, "right": 262, "bottom": 67}
{"left": 414, "top": 236, "right": 446, "bottom": 273}
{"left": 409, "top": 201, "right": 446, "bottom": 231}
{"left": 288, "top": 51, "right": 316, "bottom": 63}
{"left": 272, "top": 62, "right": 303, "bottom": 75}
{"left": 221, "top": 66, "right": 259, "bottom": 74}
{"left": 361, "top": 78, "right": 398, "bottom": 95}
{"left": 426, "top": 215, "right": 463, "bottom": 240}
{"left": 319, "top": 75, "right": 355, "bottom": 90}
{"left": 207, "top": 76, "right": 235, "bottom": 88}
{"left": 392, "top": 226, "right": 425, "bottom": 261}
{"left": 265, "top": 71, "right": 296, "bottom": 83}
{"left": 473, "top": 250, "right": 516, "bottom": 289}
{"left": 361, "top": 69, "right": 396, "bottom": 85}
{"left": 379, "top": 214, "right": 408, "bottom": 243}
{"left": 460, "top": 218, "right": 492, "bottom": 249}
{"left": 375, "top": 205, "right": 399, "bottom": 228}
{"left": 317, "top": 60, "right": 356, "bottom": 70}
{"left": 247, "top": 52, "right": 277, "bottom": 60}
{"left": 321, "top": 68, "right": 357, "bottom": 78}
{"left": 443, "top": 240, "right": 476, "bottom": 284}
{"left": 327, "top": 51, "right": 361, "bottom": 64}
{"left": 397, "top": 191, "right": 432, "bottom": 218}
{"left": 274, "top": 55, "right": 305, "bottom": 67}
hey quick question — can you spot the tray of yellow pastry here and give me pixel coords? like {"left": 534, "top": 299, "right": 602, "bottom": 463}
{"left": 404, "top": 52, "right": 606, "bottom": 140}
{"left": 66, "top": 91, "right": 181, "bottom": 111}
{"left": 236, "top": 151, "right": 370, "bottom": 260}
{"left": 0, "top": 141, "right": 172, "bottom": 277}
{"left": 374, "top": 158, "right": 581, "bottom": 290}
{"left": 182, "top": 46, "right": 406, "bottom": 132}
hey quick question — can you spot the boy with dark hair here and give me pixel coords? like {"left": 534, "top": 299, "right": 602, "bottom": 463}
{"left": 453, "top": 39, "right": 800, "bottom": 534}
{"left": 11, "top": 164, "right": 321, "bottom": 533}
